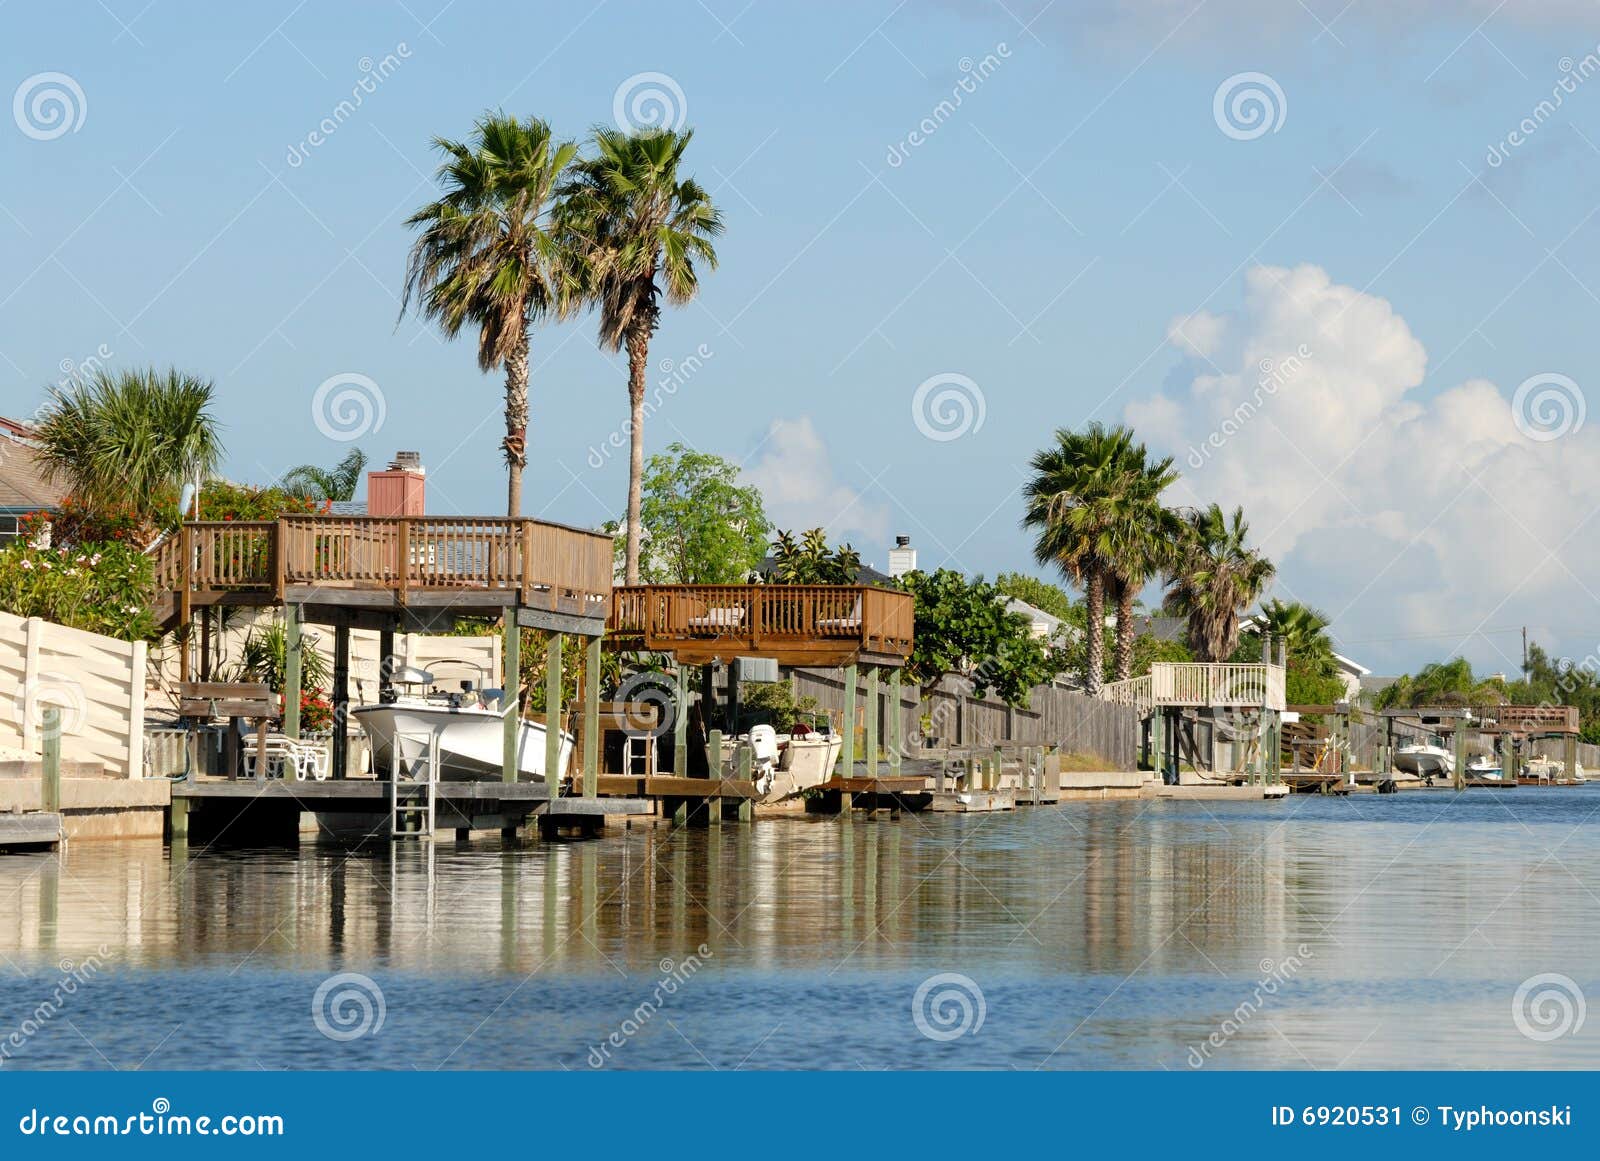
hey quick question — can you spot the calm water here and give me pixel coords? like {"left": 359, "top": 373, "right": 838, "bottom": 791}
{"left": 2, "top": 789, "right": 1599, "bottom": 1070}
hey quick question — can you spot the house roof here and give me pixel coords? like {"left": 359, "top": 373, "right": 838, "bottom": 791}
{"left": 752, "top": 556, "right": 892, "bottom": 585}
{"left": 1004, "top": 596, "right": 1062, "bottom": 631}
{"left": 0, "top": 426, "right": 65, "bottom": 512}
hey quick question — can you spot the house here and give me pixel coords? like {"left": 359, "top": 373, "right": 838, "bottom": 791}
{"left": 0, "top": 418, "right": 66, "bottom": 542}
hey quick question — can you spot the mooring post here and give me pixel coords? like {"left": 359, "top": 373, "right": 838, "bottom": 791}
{"left": 864, "top": 666, "right": 880, "bottom": 780}
{"left": 840, "top": 663, "right": 858, "bottom": 781}
{"left": 544, "top": 634, "right": 564, "bottom": 792}
{"left": 41, "top": 706, "right": 61, "bottom": 815}
{"left": 169, "top": 794, "right": 189, "bottom": 843}
{"left": 1452, "top": 723, "right": 1467, "bottom": 791}
{"left": 706, "top": 728, "right": 723, "bottom": 779}
{"left": 583, "top": 633, "right": 600, "bottom": 799}
{"left": 502, "top": 614, "right": 520, "bottom": 784}
{"left": 283, "top": 603, "right": 302, "bottom": 742}
{"left": 673, "top": 665, "right": 689, "bottom": 777}
{"left": 1500, "top": 731, "right": 1516, "bottom": 783}
{"left": 887, "top": 668, "right": 903, "bottom": 776}
{"left": 1565, "top": 733, "right": 1579, "bottom": 782}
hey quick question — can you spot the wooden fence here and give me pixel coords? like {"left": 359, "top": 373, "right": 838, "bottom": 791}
{"left": 0, "top": 611, "right": 147, "bottom": 777}
{"left": 789, "top": 668, "right": 1140, "bottom": 769}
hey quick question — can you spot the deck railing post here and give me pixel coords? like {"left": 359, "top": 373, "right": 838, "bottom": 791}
{"left": 521, "top": 520, "right": 536, "bottom": 606}
{"left": 840, "top": 663, "right": 858, "bottom": 782}
{"left": 397, "top": 519, "right": 411, "bottom": 604}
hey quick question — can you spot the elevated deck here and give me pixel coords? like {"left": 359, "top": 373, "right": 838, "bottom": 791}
{"left": 607, "top": 584, "right": 914, "bottom": 666}
{"left": 151, "top": 516, "right": 613, "bottom": 629}
{"left": 1102, "top": 662, "right": 1287, "bottom": 714}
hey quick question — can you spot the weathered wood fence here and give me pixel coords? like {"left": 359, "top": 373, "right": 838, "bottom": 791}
{"left": 788, "top": 669, "right": 1140, "bottom": 769}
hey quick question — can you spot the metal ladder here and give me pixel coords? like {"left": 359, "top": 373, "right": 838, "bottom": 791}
{"left": 390, "top": 730, "right": 438, "bottom": 840}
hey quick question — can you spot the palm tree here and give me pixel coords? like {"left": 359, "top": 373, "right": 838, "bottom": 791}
{"left": 1023, "top": 423, "right": 1143, "bottom": 696}
{"left": 1104, "top": 447, "right": 1183, "bottom": 682}
{"left": 280, "top": 448, "right": 367, "bottom": 502}
{"left": 1248, "top": 598, "right": 1336, "bottom": 674}
{"left": 560, "top": 127, "right": 722, "bottom": 584}
{"left": 401, "top": 113, "right": 576, "bottom": 516}
{"left": 33, "top": 367, "right": 221, "bottom": 521}
{"left": 1376, "top": 658, "right": 1507, "bottom": 710}
{"left": 1165, "top": 504, "right": 1276, "bottom": 662}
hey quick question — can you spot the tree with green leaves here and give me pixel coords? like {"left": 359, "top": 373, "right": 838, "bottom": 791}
{"left": 621, "top": 443, "right": 770, "bottom": 583}
{"left": 1375, "top": 657, "right": 1507, "bottom": 710}
{"left": 280, "top": 448, "right": 367, "bottom": 502}
{"left": 1104, "top": 444, "right": 1182, "bottom": 681}
{"left": 896, "top": 568, "right": 1060, "bottom": 706}
{"left": 769, "top": 528, "right": 861, "bottom": 585}
{"left": 33, "top": 367, "right": 221, "bottom": 524}
{"left": 1164, "top": 504, "right": 1275, "bottom": 662}
{"left": 993, "top": 572, "right": 1077, "bottom": 623}
{"left": 559, "top": 127, "right": 722, "bottom": 584}
{"left": 402, "top": 112, "right": 577, "bottom": 516}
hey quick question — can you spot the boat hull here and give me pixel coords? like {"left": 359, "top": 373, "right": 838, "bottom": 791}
{"left": 1394, "top": 746, "right": 1453, "bottom": 778}
{"left": 353, "top": 704, "right": 572, "bottom": 781}
{"left": 757, "top": 735, "right": 843, "bottom": 806}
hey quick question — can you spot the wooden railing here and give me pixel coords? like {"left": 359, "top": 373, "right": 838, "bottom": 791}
{"left": 1102, "top": 662, "right": 1286, "bottom": 712}
{"left": 608, "top": 584, "right": 915, "bottom": 663}
{"left": 152, "top": 517, "right": 613, "bottom": 612}
{"left": 1471, "top": 704, "right": 1580, "bottom": 735}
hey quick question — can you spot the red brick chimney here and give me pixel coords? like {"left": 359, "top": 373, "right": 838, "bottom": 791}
{"left": 367, "top": 451, "right": 425, "bottom": 516}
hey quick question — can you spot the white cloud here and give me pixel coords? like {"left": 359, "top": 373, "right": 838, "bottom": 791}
{"left": 742, "top": 416, "right": 891, "bottom": 549}
{"left": 1126, "top": 263, "right": 1600, "bottom": 673}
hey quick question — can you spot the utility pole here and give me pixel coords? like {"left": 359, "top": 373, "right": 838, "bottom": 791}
{"left": 1523, "top": 626, "right": 1529, "bottom": 675}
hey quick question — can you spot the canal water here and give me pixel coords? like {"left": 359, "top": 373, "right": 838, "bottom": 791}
{"left": 2, "top": 789, "right": 1597, "bottom": 1069}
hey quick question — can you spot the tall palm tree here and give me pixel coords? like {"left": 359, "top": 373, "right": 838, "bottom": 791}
{"left": 33, "top": 367, "right": 221, "bottom": 521}
{"left": 1376, "top": 658, "right": 1506, "bottom": 710}
{"left": 1023, "top": 423, "right": 1143, "bottom": 696}
{"left": 559, "top": 127, "right": 722, "bottom": 584}
{"left": 1165, "top": 504, "right": 1276, "bottom": 662}
{"left": 280, "top": 448, "right": 367, "bottom": 502}
{"left": 1249, "top": 598, "right": 1336, "bottom": 674}
{"left": 401, "top": 113, "right": 576, "bottom": 516}
{"left": 1104, "top": 446, "right": 1183, "bottom": 682}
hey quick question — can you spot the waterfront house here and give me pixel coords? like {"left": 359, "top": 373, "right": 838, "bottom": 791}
{"left": 0, "top": 417, "right": 65, "bottom": 542}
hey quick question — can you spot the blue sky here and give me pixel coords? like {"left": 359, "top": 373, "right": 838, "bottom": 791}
{"left": 5, "top": 1, "right": 1600, "bottom": 674}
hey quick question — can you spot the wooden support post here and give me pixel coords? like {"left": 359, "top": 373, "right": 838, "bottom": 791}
{"left": 706, "top": 728, "right": 723, "bottom": 778}
{"left": 840, "top": 663, "right": 858, "bottom": 781}
{"left": 673, "top": 666, "right": 689, "bottom": 777}
{"left": 583, "top": 633, "right": 600, "bottom": 799}
{"left": 1452, "top": 725, "right": 1467, "bottom": 791}
{"left": 1500, "top": 732, "right": 1516, "bottom": 784}
{"left": 169, "top": 794, "right": 189, "bottom": 843}
{"left": 544, "top": 633, "right": 564, "bottom": 791}
{"left": 1565, "top": 733, "right": 1579, "bottom": 783}
{"left": 177, "top": 524, "right": 193, "bottom": 685}
{"left": 41, "top": 706, "right": 61, "bottom": 814}
{"left": 503, "top": 614, "right": 521, "bottom": 784}
{"left": 331, "top": 616, "right": 350, "bottom": 780}
{"left": 737, "top": 797, "right": 752, "bottom": 823}
{"left": 1149, "top": 709, "right": 1163, "bottom": 779}
{"left": 864, "top": 666, "right": 880, "bottom": 779}
{"left": 283, "top": 604, "right": 302, "bottom": 741}
{"left": 888, "top": 669, "right": 903, "bottom": 775}
{"left": 671, "top": 799, "right": 688, "bottom": 827}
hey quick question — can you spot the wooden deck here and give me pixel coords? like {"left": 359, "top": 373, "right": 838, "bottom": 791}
{"left": 151, "top": 516, "right": 613, "bottom": 627}
{"left": 1102, "top": 662, "right": 1287, "bottom": 713}
{"left": 607, "top": 584, "right": 914, "bottom": 666}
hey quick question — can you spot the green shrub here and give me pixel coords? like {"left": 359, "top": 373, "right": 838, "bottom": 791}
{"left": 0, "top": 541, "right": 157, "bottom": 641}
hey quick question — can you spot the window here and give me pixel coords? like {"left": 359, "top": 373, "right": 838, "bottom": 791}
{"left": 0, "top": 515, "right": 19, "bottom": 541}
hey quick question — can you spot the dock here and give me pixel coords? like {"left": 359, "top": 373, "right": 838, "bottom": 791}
{"left": 0, "top": 811, "right": 63, "bottom": 849}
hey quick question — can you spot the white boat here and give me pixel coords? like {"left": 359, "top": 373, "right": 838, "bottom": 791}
{"left": 1395, "top": 739, "right": 1453, "bottom": 779}
{"left": 727, "top": 729, "right": 843, "bottom": 804}
{"left": 351, "top": 667, "right": 571, "bottom": 782}
{"left": 1465, "top": 756, "right": 1503, "bottom": 780}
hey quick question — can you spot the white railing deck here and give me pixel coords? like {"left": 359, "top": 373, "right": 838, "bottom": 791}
{"left": 1102, "top": 662, "right": 1286, "bottom": 714}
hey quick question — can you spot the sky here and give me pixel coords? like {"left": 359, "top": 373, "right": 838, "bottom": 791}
{"left": 5, "top": 1, "right": 1600, "bottom": 676}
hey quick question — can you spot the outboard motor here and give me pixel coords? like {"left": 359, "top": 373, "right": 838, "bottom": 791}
{"left": 749, "top": 724, "right": 780, "bottom": 796}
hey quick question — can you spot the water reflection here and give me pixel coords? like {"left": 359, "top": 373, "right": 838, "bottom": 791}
{"left": 3, "top": 792, "right": 1599, "bottom": 1068}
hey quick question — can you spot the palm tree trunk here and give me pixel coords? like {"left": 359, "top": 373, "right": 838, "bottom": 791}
{"left": 1084, "top": 570, "right": 1106, "bottom": 697}
{"left": 624, "top": 326, "right": 650, "bottom": 585}
{"left": 503, "top": 329, "right": 530, "bottom": 517}
{"left": 1113, "top": 577, "right": 1136, "bottom": 681}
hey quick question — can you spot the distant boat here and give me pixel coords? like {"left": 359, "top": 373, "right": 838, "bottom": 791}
{"left": 1465, "top": 755, "right": 1503, "bottom": 780}
{"left": 1395, "top": 738, "right": 1453, "bottom": 779}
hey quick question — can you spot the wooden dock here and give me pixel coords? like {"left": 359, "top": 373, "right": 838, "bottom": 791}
{"left": 0, "top": 812, "right": 64, "bottom": 849}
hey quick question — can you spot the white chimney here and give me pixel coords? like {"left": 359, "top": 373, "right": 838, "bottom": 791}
{"left": 887, "top": 535, "right": 917, "bottom": 578}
